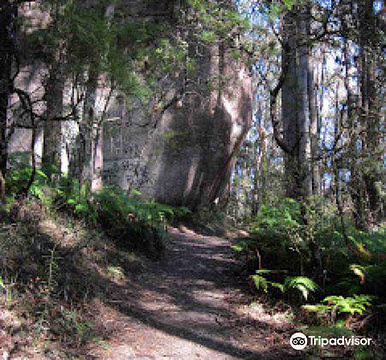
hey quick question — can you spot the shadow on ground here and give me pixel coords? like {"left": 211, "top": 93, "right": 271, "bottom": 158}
{"left": 3, "top": 219, "right": 301, "bottom": 359}
{"left": 85, "top": 228, "right": 301, "bottom": 359}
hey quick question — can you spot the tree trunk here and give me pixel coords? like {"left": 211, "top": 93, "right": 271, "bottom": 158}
{"left": 309, "top": 53, "right": 320, "bottom": 195}
{"left": 42, "top": 63, "right": 64, "bottom": 174}
{"left": 79, "top": 68, "right": 98, "bottom": 187}
{"left": 0, "top": 1, "right": 16, "bottom": 177}
{"left": 342, "top": 39, "right": 367, "bottom": 230}
{"left": 91, "top": 123, "right": 103, "bottom": 191}
{"left": 346, "top": 0, "right": 383, "bottom": 229}
{"left": 71, "top": 4, "right": 114, "bottom": 190}
{"left": 258, "top": 122, "right": 268, "bottom": 205}
{"left": 358, "top": 0, "right": 383, "bottom": 223}
{"left": 281, "top": 5, "right": 313, "bottom": 200}
{"left": 252, "top": 106, "right": 266, "bottom": 216}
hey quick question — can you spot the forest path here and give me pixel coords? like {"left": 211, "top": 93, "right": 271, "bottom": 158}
{"left": 91, "top": 228, "right": 300, "bottom": 360}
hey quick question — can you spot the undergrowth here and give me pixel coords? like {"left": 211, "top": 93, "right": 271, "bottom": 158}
{"left": 0, "top": 159, "right": 189, "bottom": 357}
{"left": 231, "top": 198, "right": 386, "bottom": 357}
{"left": 5, "top": 155, "right": 190, "bottom": 256}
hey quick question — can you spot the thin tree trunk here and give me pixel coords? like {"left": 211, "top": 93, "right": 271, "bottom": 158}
{"left": 79, "top": 68, "right": 98, "bottom": 187}
{"left": 258, "top": 123, "right": 268, "bottom": 205}
{"left": 42, "top": 63, "right": 65, "bottom": 174}
{"left": 23, "top": 114, "right": 37, "bottom": 196}
{"left": 251, "top": 157, "right": 259, "bottom": 216}
{"left": 309, "top": 52, "right": 320, "bottom": 195}
{"left": 91, "top": 124, "right": 103, "bottom": 191}
{"left": 0, "top": 0, "right": 16, "bottom": 177}
{"left": 333, "top": 84, "right": 349, "bottom": 246}
{"left": 252, "top": 105, "right": 264, "bottom": 216}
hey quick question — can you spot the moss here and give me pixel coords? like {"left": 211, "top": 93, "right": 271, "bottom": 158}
{"left": 163, "top": 130, "right": 193, "bottom": 153}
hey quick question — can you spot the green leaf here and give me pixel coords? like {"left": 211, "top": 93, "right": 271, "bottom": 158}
{"left": 200, "top": 31, "right": 217, "bottom": 43}
{"left": 270, "top": 282, "right": 285, "bottom": 292}
{"left": 284, "top": 276, "right": 319, "bottom": 300}
{"left": 251, "top": 275, "right": 268, "bottom": 292}
{"left": 36, "top": 169, "right": 48, "bottom": 178}
{"left": 231, "top": 244, "right": 244, "bottom": 252}
{"left": 350, "top": 264, "right": 366, "bottom": 283}
{"left": 75, "top": 204, "right": 87, "bottom": 212}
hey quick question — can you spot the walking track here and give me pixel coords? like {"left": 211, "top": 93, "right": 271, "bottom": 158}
{"left": 91, "top": 228, "right": 301, "bottom": 360}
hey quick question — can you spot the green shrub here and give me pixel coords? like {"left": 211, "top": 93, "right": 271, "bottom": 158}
{"left": 232, "top": 198, "right": 385, "bottom": 315}
{"left": 183, "top": 205, "right": 227, "bottom": 235}
{"left": 250, "top": 269, "right": 318, "bottom": 302}
{"left": 303, "top": 295, "right": 373, "bottom": 325}
{"left": 5, "top": 160, "right": 187, "bottom": 257}
{"left": 53, "top": 181, "right": 187, "bottom": 255}
{"left": 284, "top": 276, "right": 319, "bottom": 301}
{"left": 6, "top": 154, "right": 51, "bottom": 203}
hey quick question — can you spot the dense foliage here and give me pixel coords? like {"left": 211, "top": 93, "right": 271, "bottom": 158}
{"left": 0, "top": 0, "right": 384, "bottom": 357}
{"left": 6, "top": 154, "right": 190, "bottom": 255}
{"left": 232, "top": 199, "right": 385, "bottom": 337}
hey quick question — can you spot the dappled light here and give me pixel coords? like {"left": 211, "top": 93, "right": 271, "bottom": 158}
{"left": 0, "top": 0, "right": 384, "bottom": 359}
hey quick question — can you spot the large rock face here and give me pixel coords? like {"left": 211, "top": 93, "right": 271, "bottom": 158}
{"left": 104, "top": 44, "right": 252, "bottom": 208}
{"left": 8, "top": 0, "right": 253, "bottom": 208}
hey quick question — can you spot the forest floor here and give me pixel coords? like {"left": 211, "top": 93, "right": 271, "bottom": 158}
{"left": 86, "top": 227, "right": 301, "bottom": 360}
{"left": 1, "top": 209, "right": 313, "bottom": 359}
{"left": 2, "top": 202, "right": 383, "bottom": 359}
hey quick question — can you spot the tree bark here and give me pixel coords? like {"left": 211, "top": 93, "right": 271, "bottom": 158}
{"left": 346, "top": 0, "right": 383, "bottom": 229}
{"left": 358, "top": 0, "right": 383, "bottom": 223}
{"left": 42, "top": 62, "right": 65, "bottom": 174}
{"left": 0, "top": 1, "right": 16, "bottom": 177}
{"left": 344, "top": 41, "right": 367, "bottom": 230}
{"left": 78, "top": 68, "right": 98, "bottom": 187}
{"left": 281, "top": 5, "right": 313, "bottom": 200}
{"left": 309, "top": 53, "right": 320, "bottom": 195}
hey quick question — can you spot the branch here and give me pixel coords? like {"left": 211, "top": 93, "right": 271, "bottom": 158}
{"left": 269, "top": 41, "right": 292, "bottom": 154}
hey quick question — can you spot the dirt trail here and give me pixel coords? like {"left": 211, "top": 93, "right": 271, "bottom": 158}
{"left": 90, "top": 228, "right": 301, "bottom": 360}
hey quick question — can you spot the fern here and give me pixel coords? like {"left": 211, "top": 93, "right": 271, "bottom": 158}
{"left": 250, "top": 271, "right": 317, "bottom": 300}
{"left": 251, "top": 275, "right": 269, "bottom": 292}
{"left": 303, "top": 294, "right": 373, "bottom": 324}
{"left": 270, "top": 282, "right": 285, "bottom": 293}
{"left": 323, "top": 295, "right": 373, "bottom": 316}
{"left": 350, "top": 264, "right": 366, "bottom": 284}
{"left": 284, "top": 276, "right": 319, "bottom": 300}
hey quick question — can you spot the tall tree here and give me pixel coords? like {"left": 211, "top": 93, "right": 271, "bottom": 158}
{"left": 341, "top": 0, "right": 384, "bottom": 228}
{"left": 42, "top": 60, "right": 65, "bottom": 174}
{"left": 357, "top": 0, "right": 383, "bottom": 224}
{"left": 281, "top": 4, "right": 313, "bottom": 200}
{"left": 77, "top": 3, "right": 115, "bottom": 191}
{"left": 41, "top": 2, "right": 66, "bottom": 174}
{"left": 0, "top": 0, "right": 16, "bottom": 177}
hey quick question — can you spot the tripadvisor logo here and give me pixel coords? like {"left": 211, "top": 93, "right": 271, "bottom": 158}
{"left": 290, "top": 332, "right": 372, "bottom": 350}
{"left": 290, "top": 332, "right": 308, "bottom": 350}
